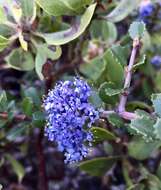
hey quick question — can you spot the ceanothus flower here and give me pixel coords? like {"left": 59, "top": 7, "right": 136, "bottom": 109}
{"left": 139, "top": 1, "right": 154, "bottom": 23}
{"left": 43, "top": 78, "right": 99, "bottom": 163}
{"left": 151, "top": 55, "right": 161, "bottom": 68}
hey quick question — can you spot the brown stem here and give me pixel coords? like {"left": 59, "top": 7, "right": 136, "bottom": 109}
{"left": 0, "top": 112, "right": 30, "bottom": 121}
{"left": 36, "top": 130, "right": 48, "bottom": 190}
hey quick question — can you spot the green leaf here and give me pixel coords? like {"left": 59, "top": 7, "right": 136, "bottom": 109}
{"left": 111, "top": 44, "right": 130, "bottom": 66}
{"left": 0, "top": 35, "right": 10, "bottom": 51}
{"left": 20, "top": 0, "right": 35, "bottom": 19}
{"left": 35, "top": 3, "right": 96, "bottom": 45}
{"left": 151, "top": 94, "right": 161, "bottom": 117}
{"left": 6, "top": 125, "right": 27, "bottom": 141}
{"left": 6, "top": 48, "right": 35, "bottom": 71}
{"left": 32, "top": 111, "right": 45, "bottom": 121}
{"left": 130, "top": 110, "right": 156, "bottom": 141}
{"left": 5, "top": 154, "right": 25, "bottom": 183}
{"left": 79, "top": 157, "right": 118, "bottom": 176}
{"left": 35, "top": 45, "right": 62, "bottom": 79}
{"left": 35, "top": 0, "right": 93, "bottom": 16}
{"left": 103, "top": 49, "right": 124, "bottom": 88}
{"left": 153, "top": 118, "right": 161, "bottom": 140}
{"left": 99, "top": 82, "right": 120, "bottom": 105}
{"left": 0, "top": 6, "right": 7, "bottom": 24}
{"left": 108, "top": 113, "right": 124, "bottom": 128}
{"left": 0, "top": 90, "right": 7, "bottom": 111}
{"left": 22, "top": 97, "right": 33, "bottom": 117}
{"left": 80, "top": 56, "right": 105, "bottom": 81}
{"left": 91, "top": 127, "right": 116, "bottom": 143}
{"left": 105, "top": 0, "right": 141, "bottom": 23}
{"left": 90, "top": 20, "right": 117, "bottom": 44}
{"left": 133, "top": 54, "right": 146, "bottom": 70}
{"left": 23, "top": 87, "right": 41, "bottom": 106}
{"left": 128, "top": 21, "right": 146, "bottom": 40}
{"left": 128, "top": 137, "right": 160, "bottom": 160}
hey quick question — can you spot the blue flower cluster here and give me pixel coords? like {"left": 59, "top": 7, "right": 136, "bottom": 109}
{"left": 151, "top": 55, "right": 161, "bottom": 68}
{"left": 139, "top": 1, "right": 154, "bottom": 23}
{"left": 43, "top": 78, "right": 99, "bottom": 163}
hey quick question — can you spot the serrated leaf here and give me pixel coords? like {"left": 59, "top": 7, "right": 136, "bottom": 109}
{"left": 91, "top": 127, "right": 116, "bottom": 143}
{"left": 6, "top": 48, "right": 35, "bottom": 71}
{"left": 105, "top": 0, "right": 141, "bottom": 23}
{"left": 103, "top": 49, "right": 124, "bottom": 88}
{"left": 128, "top": 137, "right": 160, "bottom": 160}
{"left": 35, "top": 3, "right": 96, "bottom": 45}
{"left": 111, "top": 44, "right": 130, "bottom": 66}
{"left": 128, "top": 21, "right": 146, "bottom": 40}
{"left": 151, "top": 94, "right": 161, "bottom": 117}
{"left": 133, "top": 54, "right": 146, "bottom": 70}
{"left": 130, "top": 110, "right": 156, "bottom": 141}
{"left": 35, "top": 45, "right": 62, "bottom": 80}
{"left": 108, "top": 113, "right": 124, "bottom": 128}
{"left": 99, "top": 82, "right": 120, "bottom": 105}
{"left": 79, "top": 157, "right": 118, "bottom": 176}
{"left": 35, "top": 0, "right": 92, "bottom": 16}
{"left": 153, "top": 118, "right": 161, "bottom": 140}
{"left": 5, "top": 154, "right": 25, "bottom": 183}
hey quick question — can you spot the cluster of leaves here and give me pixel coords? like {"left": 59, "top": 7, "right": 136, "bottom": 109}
{"left": 0, "top": 0, "right": 161, "bottom": 190}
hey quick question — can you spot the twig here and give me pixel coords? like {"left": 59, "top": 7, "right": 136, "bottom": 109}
{"left": 101, "top": 38, "right": 140, "bottom": 121}
{"left": 36, "top": 130, "right": 48, "bottom": 190}
{"left": 0, "top": 112, "right": 30, "bottom": 121}
{"left": 118, "top": 38, "right": 140, "bottom": 114}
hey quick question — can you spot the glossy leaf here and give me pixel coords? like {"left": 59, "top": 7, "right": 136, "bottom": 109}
{"left": 20, "top": 0, "right": 35, "bottom": 19}
{"left": 36, "top": 3, "right": 96, "bottom": 45}
{"left": 128, "top": 137, "right": 160, "bottom": 160}
{"left": 91, "top": 127, "right": 116, "bottom": 143}
{"left": 35, "top": 0, "right": 93, "bottom": 16}
{"left": 105, "top": 0, "right": 141, "bottom": 23}
{"left": 80, "top": 56, "right": 105, "bottom": 82}
{"left": 133, "top": 54, "right": 146, "bottom": 70}
{"left": 90, "top": 20, "right": 117, "bottom": 44}
{"left": 103, "top": 49, "right": 124, "bottom": 88}
{"left": 111, "top": 44, "right": 130, "bottom": 66}
{"left": 6, "top": 48, "right": 35, "bottom": 71}
{"left": 35, "top": 45, "right": 62, "bottom": 79}
{"left": 79, "top": 157, "right": 118, "bottom": 176}
{"left": 99, "top": 82, "right": 120, "bottom": 105}
{"left": 130, "top": 110, "right": 156, "bottom": 141}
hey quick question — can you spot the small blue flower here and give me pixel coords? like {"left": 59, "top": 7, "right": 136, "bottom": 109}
{"left": 43, "top": 78, "right": 99, "bottom": 163}
{"left": 139, "top": 2, "right": 154, "bottom": 23}
{"left": 151, "top": 55, "right": 161, "bottom": 68}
